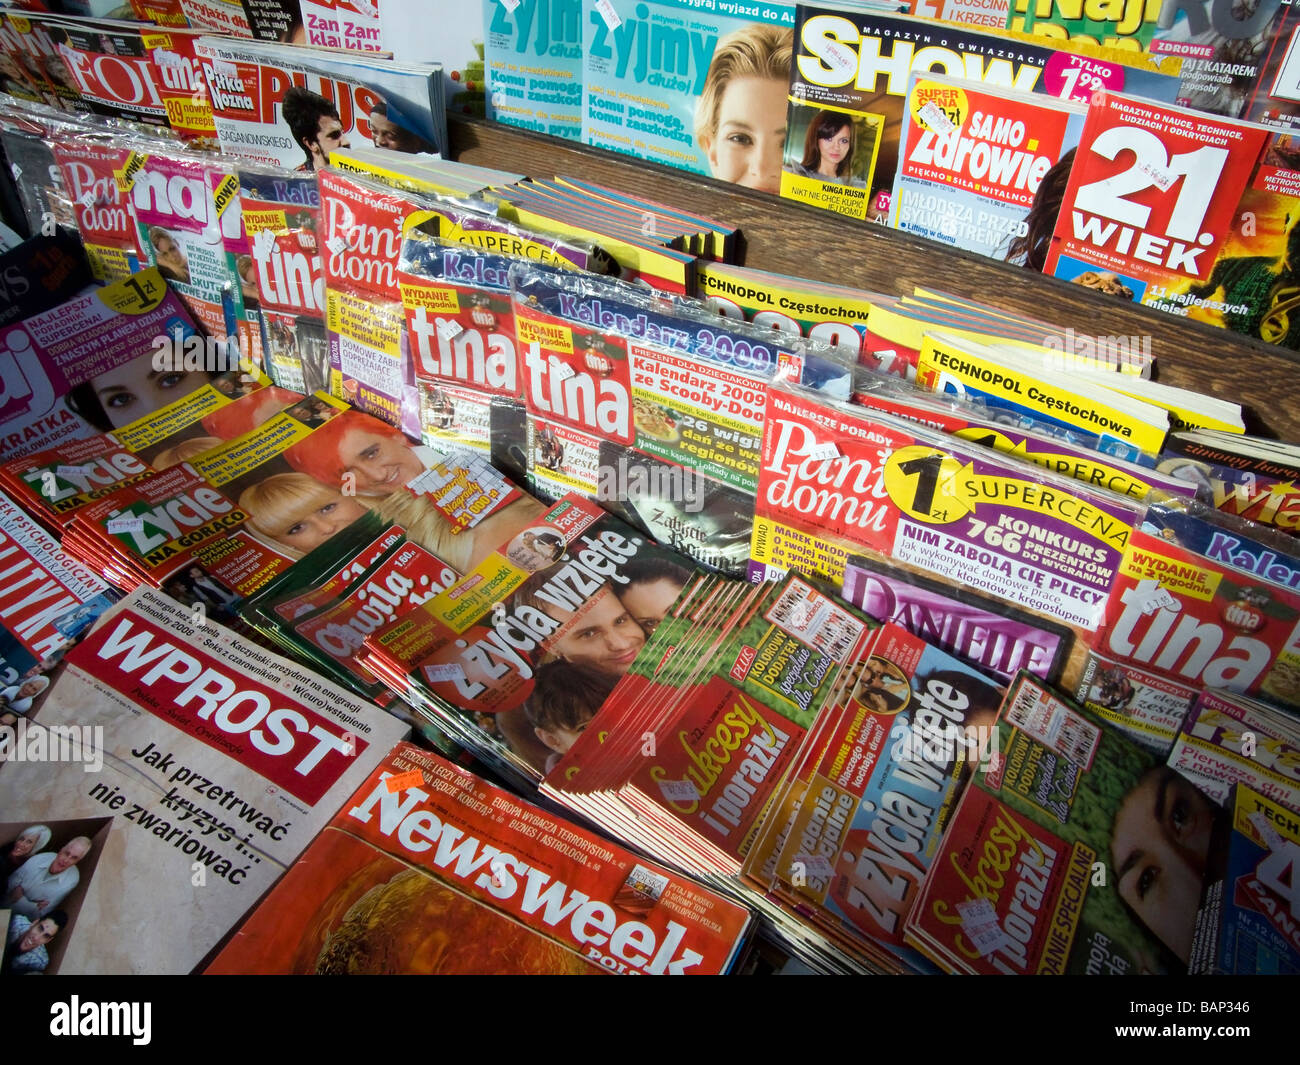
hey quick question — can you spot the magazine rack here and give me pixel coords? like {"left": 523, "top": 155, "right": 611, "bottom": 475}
{"left": 449, "top": 117, "right": 1300, "bottom": 442}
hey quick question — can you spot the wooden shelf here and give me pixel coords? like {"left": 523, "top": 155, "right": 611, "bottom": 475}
{"left": 449, "top": 115, "right": 1300, "bottom": 443}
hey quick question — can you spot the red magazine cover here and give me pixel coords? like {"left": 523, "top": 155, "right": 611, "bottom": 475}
{"left": 1045, "top": 92, "right": 1271, "bottom": 314}
{"left": 1093, "top": 525, "right": 1300, "bottom": 713}
{"left": 51, "top": 138, "right": 150, "bottom": 283}
{"left": 208, "top": 742, "right": 753, "bottom": 974}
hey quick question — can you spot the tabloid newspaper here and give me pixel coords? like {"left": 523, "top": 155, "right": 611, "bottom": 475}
{"left": 0, "top": 586, "right": 410, "bottom": 975}
{"left": 905, "top": 672, "right": 1217, "bottom": 973}
{"left": 206, "top": 741, "right": 753, "bottom": 974}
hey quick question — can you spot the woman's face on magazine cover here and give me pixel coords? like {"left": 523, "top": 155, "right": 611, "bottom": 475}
{"left": 545, "top": 586, "right": 645, "bottom": 679}
{"left": 270, "top": 492, "right": 370, "bottom": 553}
{"left": 618, "top": 577, "right": 684, "bottom": 636}
{"left": 1111, "top": 768, "right": 1216, "bottom": 963}
{"left": 818, "top": 123, "right": 852, "bottom": 172}
{"left": 336, "top": 427, "right": 425, "bottom": 496}
{"left": 10, "top": 832, "right": 39, "bottom": 860}
{"left": 92, "top": 353, "right": 202, "bottom": 428}
{"left": 706, "top": 75, "right": 787, "bottom": 195}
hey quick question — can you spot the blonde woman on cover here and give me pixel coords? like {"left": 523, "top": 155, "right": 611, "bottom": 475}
{"left": 151, "top": 435, "right": 223, "bottom": 470}
{"left": 695, "top": 24, "right": 793, "bottom": 195}
{"left": 238, "top": 473, "right": 372, "bottom": 559}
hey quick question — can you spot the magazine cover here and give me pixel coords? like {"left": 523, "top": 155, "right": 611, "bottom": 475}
{"left": 905, "top": 672, "right": 1216, "bottom": 972}
{"left": 0, "top": 267, "right": 206, "bottom": 460}
{"left": 917, "top": 0, "right": 1281, "bottom": 120}
{"left": 51, "top": 138, "right": 151, "bottom": 283}
{"left": 1073, "top": 648, "right": 1199, "bottom": 754}
{"left": 483, "top": 0, "right": 580, "bottom": 137}
{"left": 1244, "top": 0, "right": 1300, "bottom": 132}
{"left": 397, "top": 232, "right": 527, "bottom": 465}
{"left": 178, "top": 0, "right": 253, "bottom": 37}
{"left": 0, "top": 489, "right": 115, "bottom": 701}
{"left": 194, "top": 35, "right": 443, "bottom": 172}
{"left": 787, "top": 6, "right": 1182, "bottom": 222}
{"left": 780, "top": 98, "right": 881, "bottom": 218}
{"left": 127, "top": 146, "right": 264, "bottom": 370}
{"left": 379, "top": 2, "right": 485, "bottom": 119}
{"left": 0, "top": 586, "right": 409, "bottom": 975}
{"left": 696, "top": 260, "right": 878, "bottom": 363}
{"left": 1169, "top": 689, "right": 1300, "bottom": 810}
{"left": 1141, "top": 492, "right": 1300, "bottom": 592}
{"left": 1093, "top": 524, "right": 1300, "bottom": 714}
{"left": 207, "top": 741, "right": 752, "bottom": 974}
{"left": 759, "top": 622, "right": 1005, "bottom": 971}
{"left": 582, "top": 0, "right": 794, "bottom": 188}
{"left": 237, "top": 164, "right": 327, "bottom": 393}
{"left": 0, "top": 13, "right": 83, "bottom": 112}
{"left": 750, "top": 385, "right": 1142, "bottom": 639}
{"left": 363, "top": 493, "right": 690, "bottom": 779}
{"left": 0, "top": 225, "right": 91, "bottom": 326}
{"left": 0, "top": 371, "right": 285, "bottom": 527}
{"left": 42, "top": 18, "right": 171, "bottom": 128}
{"left": 1044, "top": 91, "right": 1273, "bottom": 324}
{"left": 0, "top": 115, "right": 74, "bottom": 239}
{"left": 1151, "top": 129, "right": 1300, "bottom": 350}
{"left": 1191, "top": 781, "right": 1300, "bottom": 974}
{"left": 841, "top": 552, "right": 1071, "bottom": 684}
{"left": 890, "top": 73, "right": 1086, "bottom": 261}
{"left": 140, "top": 29, "right": 221, "bottom": 148}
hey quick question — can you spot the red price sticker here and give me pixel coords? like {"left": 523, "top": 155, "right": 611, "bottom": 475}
{"left": 386, "top": 769, "right": 425, "bottom": 793}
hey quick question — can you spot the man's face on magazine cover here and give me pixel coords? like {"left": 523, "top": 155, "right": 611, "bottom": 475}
{"left": 337, "top": 427, "right": 425, "bottom": 496}
{"left": 309, "top": 115, "right": 350, "bottom": 169}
